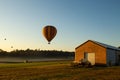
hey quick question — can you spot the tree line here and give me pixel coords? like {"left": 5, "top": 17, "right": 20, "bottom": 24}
{"left": 0, "top": 49, "right": 74, "bottom": 58}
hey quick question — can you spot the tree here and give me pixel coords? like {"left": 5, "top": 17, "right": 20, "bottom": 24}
{"left": 0, "top": 49, "right": 4, "bottom": 52}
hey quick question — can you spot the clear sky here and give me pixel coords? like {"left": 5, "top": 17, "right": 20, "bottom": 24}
{"left": 0, "top": 0, "right": 120, "bottom": 52}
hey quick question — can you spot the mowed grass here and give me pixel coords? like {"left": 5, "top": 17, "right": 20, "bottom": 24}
{"left": 0, "top": 61, "right": 120, "bottom": 80}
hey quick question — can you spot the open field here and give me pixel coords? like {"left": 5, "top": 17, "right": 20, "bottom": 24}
{"left": 0, "top": 61, "right": 120, "bottom": 80}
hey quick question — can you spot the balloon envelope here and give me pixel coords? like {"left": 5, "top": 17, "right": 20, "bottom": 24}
{"left": 42, "top": 25, "right": 57, "bottom": 44}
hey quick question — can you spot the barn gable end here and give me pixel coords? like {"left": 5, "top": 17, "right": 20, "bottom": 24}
{"left": 75, "top": 40, "right": 107, "bottom": 65}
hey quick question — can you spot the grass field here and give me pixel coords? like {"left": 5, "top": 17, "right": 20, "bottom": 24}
{"left": 0, "top": 61, "right": 120, "bottom": 80}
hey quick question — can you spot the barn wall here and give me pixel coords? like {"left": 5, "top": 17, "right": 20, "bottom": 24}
{"left": 75, "top": 41, "right": 107, "bottom": 65}
{"left": 106, "top": 49, "right": 116, "bottom": 66}
{"left": 116, "top": 50, "right": 120, "bottom": 65}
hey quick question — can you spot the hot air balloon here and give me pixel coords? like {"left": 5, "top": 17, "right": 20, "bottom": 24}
{"left": 42, "top": 25, "right": 57, "bottom": 44}
{"left": 11, "top": 46, "right": 13, "bottom": 48}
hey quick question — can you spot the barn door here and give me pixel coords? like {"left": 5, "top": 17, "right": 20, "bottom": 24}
{"left": 84, "top": 53, "right": 95, "bottom": 65}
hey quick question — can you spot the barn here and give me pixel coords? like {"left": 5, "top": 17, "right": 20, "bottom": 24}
{"left": 75, "top": 40, "right": 120, "bottom": 66}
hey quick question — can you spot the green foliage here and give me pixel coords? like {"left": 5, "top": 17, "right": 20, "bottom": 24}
{"left": 0, "top": 49, "right": 74, "bottom": 58}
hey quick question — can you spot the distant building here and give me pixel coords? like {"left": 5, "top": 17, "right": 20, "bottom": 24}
{"left": 75, "top": 40, "right": 120, "bottom": 66}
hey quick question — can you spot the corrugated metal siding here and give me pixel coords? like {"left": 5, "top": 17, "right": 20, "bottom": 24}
{"left": 106, "top": 49, "right": 116, "bottom": 66}
{"left": 116, "top": 51, "right": 120, "bottom": 65}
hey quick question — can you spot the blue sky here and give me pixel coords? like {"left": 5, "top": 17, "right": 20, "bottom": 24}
{"left": 0, "top": 0, "right": 120, "bottom": 51}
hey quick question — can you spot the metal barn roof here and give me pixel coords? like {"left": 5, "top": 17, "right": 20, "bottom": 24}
{"left": 91, "top": 40, "right": 120, "bottom": 50}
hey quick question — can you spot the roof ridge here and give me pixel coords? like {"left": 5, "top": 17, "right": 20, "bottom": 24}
{"left": 90, "top": 40, "right": 120, "bottom": 50}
